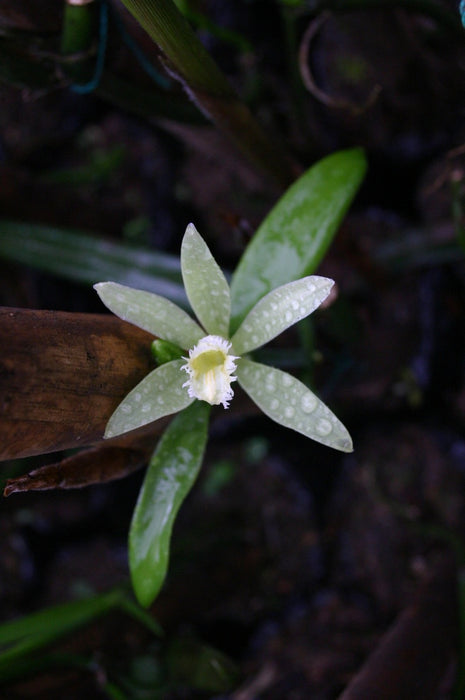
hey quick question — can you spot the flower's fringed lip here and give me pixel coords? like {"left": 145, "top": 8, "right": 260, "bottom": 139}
{"left": 230, "top": 276, "right": 334, "bottom": 356}
{"left": 181, "top": 223, "right": 231, "bottom": 338}
{"left": 181, "top": 335, "right": 238, "bottom": 409}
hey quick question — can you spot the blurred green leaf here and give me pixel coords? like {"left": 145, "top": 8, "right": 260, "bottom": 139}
{"left": 0, "top": 588, "right": 161, "bottom": 682}
{"left": 201, "top": 459, "right": 235, "bottom": 497}
{"left": 0, "top": 590, "right": 120, "bottom": 653}
{"left": 166, "top": 634, "right": 239, "bottom": 693}
{"left": 129, "top": 401, "right": 210, "bottom": 607}
{"left": 230, "top": 148, "right": 367, "bottom": 331}
{"left": 41, "top": 146, "right": 125, "bottom": 186}
{"left": 0, "top": 221, "right": 187, "bottom": 305}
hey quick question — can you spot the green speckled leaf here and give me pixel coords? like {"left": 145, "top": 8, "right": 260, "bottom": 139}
{"left": 230, "top": 148, "right": 367, "bottom": 332}
{"left": 129, "top": 401, "right": 210, "bottom": 607}
{"left": 231, "top": 276, "right": 333, "bottom": 355}
{"left": 95, "top": 281, "right": 203, "bottom": 350}
{"left": 181, "top": 223, "right": 230, "bottom": 336}
{"left": 105, "top": 360, "right": 193, "bottom": 438}
{"left": 236, "top": 359, "right": 353, "bottom": 452}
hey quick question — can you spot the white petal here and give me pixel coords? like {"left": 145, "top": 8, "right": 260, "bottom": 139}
{"left": 95, "top": 281, "right": 204, "bottom": 350}
{"left": 105, "top": 359, "right": 194, "bottom": 438}
{"left": 231, "top": 276, "right": 333, "bottom": 355}
{"left": 236, "top": 359, "right": 353, "bottom": 452}
{"left": 181, "top": 223, "right": 230, "bottom": 336}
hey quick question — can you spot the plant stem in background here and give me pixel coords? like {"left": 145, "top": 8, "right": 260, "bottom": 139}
{"left": 61, "top": 0, "right": 101, "bottom": 85}
{"left": 117, "top": 0, "right": 297, "bottom": 188}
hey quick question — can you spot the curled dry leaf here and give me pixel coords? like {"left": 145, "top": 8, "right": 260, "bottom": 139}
{"left": 3, "top": 431, "right": 160, "bottom": 496}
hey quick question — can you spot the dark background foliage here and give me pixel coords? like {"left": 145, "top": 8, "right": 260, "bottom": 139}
{"left": 1, "top": 1, "right": 465, "bottom": 697}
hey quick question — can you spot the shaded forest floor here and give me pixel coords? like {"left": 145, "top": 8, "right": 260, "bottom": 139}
{"left": 1, "top": 2, "right": 465, "bottom": 697}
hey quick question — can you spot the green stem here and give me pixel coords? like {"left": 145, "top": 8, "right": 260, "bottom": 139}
{"left": 61, "top": 0, "right": 100, "bottom": 84}
{"left": 117, "top": 0, "right": 297, "bottom": 187}
{"left": 118, "top": 595, "right": 163, "bottom": 636}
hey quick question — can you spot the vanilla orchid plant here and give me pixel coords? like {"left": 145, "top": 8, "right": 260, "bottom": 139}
{"left": 93, "top": 148, "right": 365, "bottom": 607}
{"left": 95, "top": 224, "right": 352, "bottom": 452}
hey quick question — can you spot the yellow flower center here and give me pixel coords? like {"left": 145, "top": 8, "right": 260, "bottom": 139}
{"left": 182, "top": 336, "right": 238, "bottom": 408}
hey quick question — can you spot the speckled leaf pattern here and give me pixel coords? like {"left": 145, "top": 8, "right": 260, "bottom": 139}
{"left": 181, "top": 223, "right": 230, "bottom": 336}
{"left": 231, "top": 276, "right": 334, "bottom": 355}
{"left": 105, "top": 360, "right": 194, "bottom": 438}
{"left": 94, "top": 281, "right": 204, "bottom": 350}
{"left": 129, "top": 401, "right": 210, "bottom": 607}
{"left": 236, "top": 359, "right": 353, "bottom": 452}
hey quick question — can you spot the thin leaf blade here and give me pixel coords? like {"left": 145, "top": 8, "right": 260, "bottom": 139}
{"left": 236, "top": 359, "right": 353, "bottom": 452}
{"left": 230, "top": 148, "right": 367, "bottom": 331}
{"left": 129, "top": 401, "right": 210, "bottom": 607}
{"left": 0, "top": 590, "right": 121, "bottom": 648}
{"left": 0, "top": 221, "right": 187, "bottom": 305}
{"left": 231, "top": 276, "right": 333, "bottom": 355}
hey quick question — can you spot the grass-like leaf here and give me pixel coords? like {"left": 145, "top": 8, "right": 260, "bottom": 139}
{"left": 0, "top": 221, "right": 187, "bottom": 306}
{"left": 129, "top": 401, "right": 210, "bottom": 607}
{"left": 0, "top": 588, "right": 161, "bottom": 682}
{"left": 236, "top": 359, "right": 353, "bottom": 452}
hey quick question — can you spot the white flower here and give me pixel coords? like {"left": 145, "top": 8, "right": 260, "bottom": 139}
{"left": 181, "top": 335, "right": 238, "bottom": 408}
{"left": 94, "top": 223, "right": 353, "bottom": 452}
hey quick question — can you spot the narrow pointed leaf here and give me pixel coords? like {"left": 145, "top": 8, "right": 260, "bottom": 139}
{"left": 236, "top": 359, "right": 353, "bottom": 452}
{"left": 0, "top": 589, "right": 123, "bottom": 649}
{"left": 0, "top": 221, "right": 187, "bottom": 306}
{"left": 231, "top": 276, "right": 333, "bottom": 355}
{"left": 181, "top": 223, "right": 230, "bottom": 336}
{"left": 230, "top": 148, "right": 367, "bottom": 332}
{"left": 95, "top": 282, "right": 204, "bottom": 349}
{"left": 129, "top": 401, "right": 210, "bottom": 607}
{"left": 0, "top": 588, "right": 162, "bottom": 680}
{"left": 105, "top": 359, "right": 193, "bottom": 438}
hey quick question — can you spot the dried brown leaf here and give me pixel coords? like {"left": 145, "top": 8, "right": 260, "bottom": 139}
{"left": 2, "top": 427, "right": 163, "bottom": 495}
{"left": 0, "top": 307, "right": 154, "bottom": 460}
